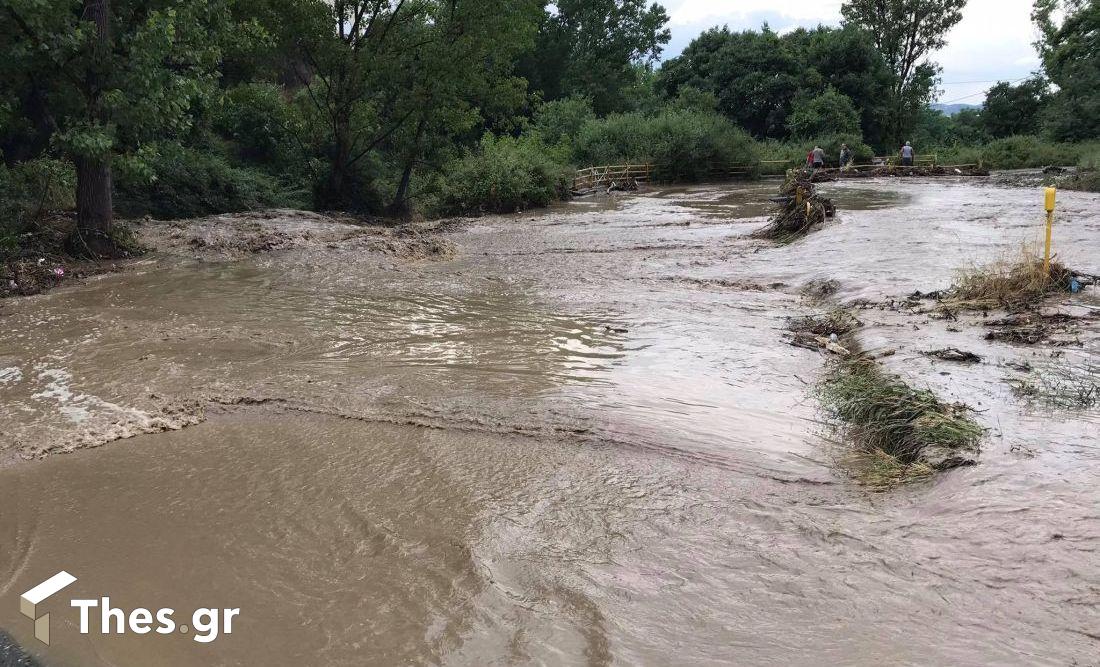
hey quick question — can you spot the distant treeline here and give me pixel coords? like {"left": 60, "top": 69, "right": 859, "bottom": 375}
{"left": 1, "top": 0, "right": 1098, "bottom": 256}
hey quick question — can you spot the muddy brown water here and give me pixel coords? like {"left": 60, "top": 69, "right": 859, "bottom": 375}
{"left": 1, "top": 178, "right": 1098, "bottom": 666}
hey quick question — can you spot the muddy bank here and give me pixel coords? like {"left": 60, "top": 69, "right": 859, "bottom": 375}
{"left": 1, "top": 209, "right": 458, "bottom": 302}
{"left": 132, "top": 208, "right": 457, "bottom": 260}
{"left": 1, "top": 179, "right": 1099, "bottom": 665}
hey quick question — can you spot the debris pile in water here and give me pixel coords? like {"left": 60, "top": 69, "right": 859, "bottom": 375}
{"left": 810, "top": 164, "right": 991, "bottom": 182}
{"left": 753, "top": 170, "right": 836, "bottom": 243}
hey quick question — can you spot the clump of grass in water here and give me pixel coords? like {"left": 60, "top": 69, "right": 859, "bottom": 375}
{"left": 819, "top": 357, "right": 983, "bottom": 485}
{"left": 945, "top": 246, "right": 1076, "bottom": 311}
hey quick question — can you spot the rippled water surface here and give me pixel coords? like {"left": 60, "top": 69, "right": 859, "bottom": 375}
{"left": 1, "top": 178, "right": 1098, "bottom": 666}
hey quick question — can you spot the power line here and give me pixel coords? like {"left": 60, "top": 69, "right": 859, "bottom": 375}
{"left": 937, "top": 76, "right": 1030, "bottom": 105}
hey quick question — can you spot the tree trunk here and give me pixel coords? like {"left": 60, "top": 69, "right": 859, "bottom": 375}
{"left": 388, "top": 117, "right": 427, "bottom": 218}
{"left": 73, "top": 0, "right": 115, "bottom": 256}
{"left": 388, "top": 162, "right": 415, "bottom": 219}
{"left": 74, "top": 156, "right": 115, "bottom": 256}
{"left": 323, "top": 111, "right": 353, "bottom": 209}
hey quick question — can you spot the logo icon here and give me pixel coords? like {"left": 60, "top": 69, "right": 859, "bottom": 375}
{"left": 20, "top": 572, "right": 77, "bottom": 645}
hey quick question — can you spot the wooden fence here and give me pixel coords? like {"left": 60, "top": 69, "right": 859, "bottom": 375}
{"left": 572, "top": 164, "right": 652, "bottom": 192}
{"left": 571, "top": 162, "right": 758, "bottom": 191}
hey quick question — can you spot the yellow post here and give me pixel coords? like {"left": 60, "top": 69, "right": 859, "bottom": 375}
{"left": 1043, "top": 187, "right": 1057, "bottom": 276}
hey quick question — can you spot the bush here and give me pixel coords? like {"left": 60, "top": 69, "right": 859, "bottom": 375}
{"left": 0, "top": 158, "right": 76, "bottom": 254}
{"left": 978, "top": 136, "right": 1081, "bottom": 170}
{"left": 533, "top": 96, "right": 595, "bottom": 148}
{"left": 113, "top": 144, "right": 305, "bottom": 219}
{"left": 433, "top": 135, "right": 572, "bottom": 215}
{"left": 574, "top": 108, "right": 759, "bottom": 181}
{"left": 787, "top": 89, "right": 861, "bottom": 138}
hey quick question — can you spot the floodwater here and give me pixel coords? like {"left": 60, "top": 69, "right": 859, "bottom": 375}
{"left": 1, "top": 177, "right": 1098, "bottom": 666}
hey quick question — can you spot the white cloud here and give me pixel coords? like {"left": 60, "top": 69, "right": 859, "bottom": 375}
{"left": 666, "top": 0, "right": 842, "bottom": 25}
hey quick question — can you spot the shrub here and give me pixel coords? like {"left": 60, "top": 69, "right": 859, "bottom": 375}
{"left": 433, "top": 135, "right": 572, "bottom": 215}
{"left": 0, "top": 158, "right": 76, "bottom": 255}
{"left": 113, "top": 144, "right": 305, "bottom": 219}
{"left": 574, "top": 108, "right": 759, "bottom": 181}
{"left": 979, "top": 136, "right": 1081, "bottom": 170}
{"left": 533, "top": 96, "right": 595, "bottom": 148}
{"left": 787, "top": 89, "right": 861, "bottom": 139}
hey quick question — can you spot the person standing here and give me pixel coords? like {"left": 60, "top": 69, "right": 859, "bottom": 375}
{"left": 812, "top": 145, "right": 826, "bottom": 171}
{"left": 900, "top": 141, "right": 915, "bottom": 167}
{"left": 839, "top": 144, "right": 852, "bottom": 168}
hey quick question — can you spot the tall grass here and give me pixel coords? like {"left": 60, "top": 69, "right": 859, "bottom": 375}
{"left": 946, "top": 246, "right": 1076, "bottom": 310}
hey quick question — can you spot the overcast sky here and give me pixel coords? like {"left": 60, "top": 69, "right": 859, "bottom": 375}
{"left": 659, "top": 0, "right": 1043, "bottom": 105}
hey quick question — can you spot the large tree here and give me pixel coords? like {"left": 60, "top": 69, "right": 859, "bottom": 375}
{"left": 519, "top": 0, "right": 670, "bottom": 115}
{"left": 282, "top": 0, "right": 540, "bottom": 213}
{"left": 1033, "top": 0, "right": 1100, "bottom": 141}
{"left": 657, "top": 26, "right": 802, "bottom": 138}
{"left": 981, "top": 76, "right": 1049, "bottom": 138}
{"left": 2, "top": 0, "right": 237, "bottom": 255}
{"left": 841, "top": 0, "right": 967, "bottom": 146}
{"left": 657, "top": 25, "right": 893, "bottom": 145}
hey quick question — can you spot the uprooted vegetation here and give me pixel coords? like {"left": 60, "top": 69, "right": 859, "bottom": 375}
{"left": 786, "top": 306, "right": 983, "bottom": 486}
{"left": 1010, "top": 361, "right": 1100, "bottom": 409}
{"left": 752, "top": 171, "right": 836, "bottom": 244}
{"left": 820, "top": 357, "right": 984, "bottom": 483}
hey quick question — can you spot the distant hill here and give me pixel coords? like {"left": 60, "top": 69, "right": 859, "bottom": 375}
{"left": 931, "top": 103, "right": 982, "bottom": 116}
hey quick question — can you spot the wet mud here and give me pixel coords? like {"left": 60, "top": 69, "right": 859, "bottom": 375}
{"left": 1, "top": 178, "right": 1099, "bottom": 665}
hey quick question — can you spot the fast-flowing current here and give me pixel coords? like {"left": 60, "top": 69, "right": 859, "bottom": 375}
{"left": 1, "top": 178, "right": 1098, "bottom": 666}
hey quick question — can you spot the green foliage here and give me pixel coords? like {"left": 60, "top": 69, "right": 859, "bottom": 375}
{"left": 821, "top": 358, "right": 983, "bottom": 466}
{"left": 113, "top": 144, "right": 304, "bottom": 219}
{"left": 433, "top": 135, "right": 572, "bottom": 216}
{"left": 0, "top": 158, "right": 76, "bottom": 252}
{"left": 532, "top": 96, "right": 596, "bottom": 148}
{"left": 787, "top": 89, "right": 862, "bottom": 138}
{"left": 979, "top": 136, "right": 1082, "bottom": 169}
{"left": 574, "top": 108, "right": 760, "bottom": 181}
{"left": 213, "top": 83, "right": 301, "bottom": 168}
{"left": 1034, "top": 0, "right": 1100, "bottom": 141}
{"left": 656, "top": 25, "right": 896, "bottom": 148}
{"left": 657, "top": 26, "right": 801, "bottom": 139}
{"left": 518, "top": 0, "right": 671, "bottom": 114}
{"left": 982, "top": 78, "right": 1050, "bottom": 139}
{"left": 841, "top": 0, "right": 966, "bottom": 146}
